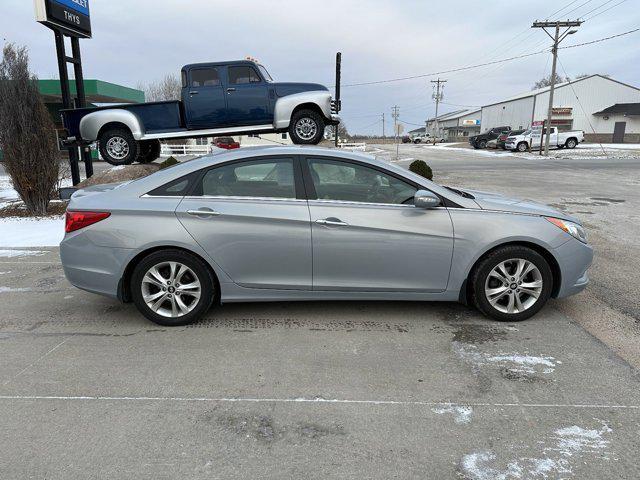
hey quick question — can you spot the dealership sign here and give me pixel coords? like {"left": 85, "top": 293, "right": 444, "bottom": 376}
{"left": 35, "top": 0, "right": 91, "bottom": 38}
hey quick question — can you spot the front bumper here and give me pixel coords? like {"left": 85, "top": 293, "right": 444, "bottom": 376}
{"left": 553, "top": 238, "right": 594, "bottom": 298}
{"left": 327, "top": 114, "right": 341, "bottom": 126}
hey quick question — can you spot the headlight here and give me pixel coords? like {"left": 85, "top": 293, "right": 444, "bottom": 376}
{"left": 545, "top": 217, "right": 588, "bottom": 243}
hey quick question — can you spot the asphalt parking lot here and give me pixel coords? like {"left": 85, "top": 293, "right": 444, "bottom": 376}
{"left": 2, "top": 145, "right": 640, "bottom": 479}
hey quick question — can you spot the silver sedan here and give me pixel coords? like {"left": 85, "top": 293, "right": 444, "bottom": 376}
{"left": 60, "top": 146, "right": 592, "bottom": 326}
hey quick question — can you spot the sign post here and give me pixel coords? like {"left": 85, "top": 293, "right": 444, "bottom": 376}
{"left": 35, "top": 0, "right": 93, "bottom": 185}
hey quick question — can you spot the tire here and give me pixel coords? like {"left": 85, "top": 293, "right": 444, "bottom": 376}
{"left": 131, "top": 249, "right": 216, "bottom": 326}
{"left": 471, "top": 245, "right": 553, "bottom": 322}
{"left": 565, "top": 138, "right": 577, "bottom": 149}
{"left": 478, "top": 139, "right": 487, "bottom": 149}
{"left": 137, "top": 140, "right": 161, "bottom": 164}
{"left": 289, "top": 109, "right": 325, "bottom": 145}
{"left": 99, "top": 128, "right": 138, "bottom": 166}
{"left": 516, "top": 142, "right": 528, "bottom": 152}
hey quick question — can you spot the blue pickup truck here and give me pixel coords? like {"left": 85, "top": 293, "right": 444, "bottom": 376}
{"left": 61, "top": 60, "right": 340, "bottom": 165}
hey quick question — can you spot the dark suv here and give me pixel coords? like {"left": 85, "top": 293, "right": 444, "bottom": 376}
{"left": 469, "top": 126, "right": 511, "bottom": 149}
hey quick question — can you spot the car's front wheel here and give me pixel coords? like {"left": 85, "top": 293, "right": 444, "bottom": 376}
{"left": 517, "top": 142, "right": 528, "bottom": 152}
{"left": 289, "top": 109, "right": 325, "bottom": 145}
{"left": 471, "top": 246, "right": 553, "bottom": 321}
{"left": 131, "top": 249, "right": 216, "bottom": 326}
{"left": 477, "top": 139, "right": 487, "bottom": 149}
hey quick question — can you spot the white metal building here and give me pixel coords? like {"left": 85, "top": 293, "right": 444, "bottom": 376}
{"left": 438, "top": 109, "right": 482, "bottom": 141}
{"left": 480, "top": 75, "right": 640, "bottom": 142}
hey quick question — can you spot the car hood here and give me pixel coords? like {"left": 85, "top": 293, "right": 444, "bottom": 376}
{"left": 274, "top": 82, "right": 329, "bottom": 97}
{"left": 461, "top": 188, "right": 580, "bottom": 223}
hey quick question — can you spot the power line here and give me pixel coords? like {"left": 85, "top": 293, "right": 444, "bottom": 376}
{"left": 559, "top": 27, "right": 639, "bottom": 49}
{"left": 584, "top": 0, "right": 627, "bottom": 20}
{"left": 341, "top": 49, "right": 548, "bottom": 88}
{"left": 339, "top": 27, "right": 638, "bottom": 89}
{"left": 580, "top": 0, "right": 617, "bottom": 18}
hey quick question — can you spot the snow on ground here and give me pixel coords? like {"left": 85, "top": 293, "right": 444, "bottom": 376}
{"left": 431, "top": 404, "right": 473, "bottom": 424}
{"left": 0, "top": 176, "right": 19, "bottom": 208}
{"left": 459, "top": 422, "right": 612, "bottom": 479}
{"left": 0, "top": 249, "right": 48, "bottom": 258}
{"left": 0, "top": 217, "right": 64, "bottom": 247}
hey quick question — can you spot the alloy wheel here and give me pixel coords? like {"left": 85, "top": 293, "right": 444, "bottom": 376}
{"left": 106, "top": 136, "right": 130, "bottom": 160}
{"left": 484, "top": 258, "right": 543, "bottom": 314}
{"left": 141, "top": 261, "right": 202, "bottom": 318}
{"left": 295, "top": 117, "right": 318, "bottom": 141}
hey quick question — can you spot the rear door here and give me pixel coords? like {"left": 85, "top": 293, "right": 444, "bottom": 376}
{"left": 303, "top": 156, "right": 454, "bottom": 292}
{"left": 184, "top": 67, "right": 227, "bottom": 129}
{"left": 225, "top": 65, "right": 272, "bottom": 126}
{"left": 176, "top": 156, "right": 311, "bottom": 289}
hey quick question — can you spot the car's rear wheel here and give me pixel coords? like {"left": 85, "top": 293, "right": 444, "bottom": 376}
{"left": 289, "top": 109, "right": 325, "bottom": 145}
{"left": 99, "top": 128, "right": 138, "bottom": 166}
{"left": 565, "top": 138, "right": 577, "bottom": 149}
{"left": 137, "top": 140, "right": 161, "bottom": 164}
{"left": 131, "top": 250, "right": 215, "bottom": 326}
{"left": 471, "top": 246, "right": 553, "bottom": 322}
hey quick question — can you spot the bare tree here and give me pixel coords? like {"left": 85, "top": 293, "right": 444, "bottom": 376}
{"left": 138, "top": 73, "right": 182, "bottom": 102}
{"left": 532, "top": 73, "right": 570, "bottom": 90}
{"left": 0, "top": 44, "right": 59, "bottom": 216}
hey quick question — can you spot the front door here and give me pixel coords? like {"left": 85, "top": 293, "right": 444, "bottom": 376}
{"left": 303, "top": 156, "right": 454, "bottom": 292}
{"left": 184, "top": 67, "right": 227, "bottom": 129}
{"left": 225, "top": 65, "right": 271, "bottom": 126}
{"left": 176, "top": 157, "right": 311, "bottom": 289}
{"left": 613, "top": 121, "right": 626, "bottom": 143}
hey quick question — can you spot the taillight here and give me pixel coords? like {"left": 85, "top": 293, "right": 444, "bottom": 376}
{"left": 65, "top": 211, "right": 111, "bottom": 233}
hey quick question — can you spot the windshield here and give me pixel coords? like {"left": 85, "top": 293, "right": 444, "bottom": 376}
{"left": 258, "top": 65, "right": 273, "bottom": 82}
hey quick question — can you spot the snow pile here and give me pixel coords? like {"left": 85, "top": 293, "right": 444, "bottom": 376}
{"left": 0, "top": 218, "right": 64, "bottom": 247}
{"left": 459, "top": 422, "right": 612, "bottom": 479}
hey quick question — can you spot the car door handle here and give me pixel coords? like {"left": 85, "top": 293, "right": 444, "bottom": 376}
{"left": 189, "top": 91, "right": 199, "bottom": 95}
{"left": 226, "top": 87, "right": 236, "bottom": 93}
{"left": 316, "top": 217, "right": 348, "bottom": 226}
{"left": 187, "top": 209, "right": 221, "bottom": 217}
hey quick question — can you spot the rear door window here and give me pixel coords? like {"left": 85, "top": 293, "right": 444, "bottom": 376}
{"left": 190, "top": 68, "right": 221, "bottom": 87}
{"left": 197, "top": 158, "right": 296, "bottom": 199}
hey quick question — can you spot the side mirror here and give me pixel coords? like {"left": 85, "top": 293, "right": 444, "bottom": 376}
{"left": 414, "top": 190, "right": 441, "bottom": 209}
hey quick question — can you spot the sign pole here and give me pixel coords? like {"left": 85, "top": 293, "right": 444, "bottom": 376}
{"left": 70, "top": 36, "right": 93, "bottom": 178}
{"left": 53, "top": 28, "right": 81, "bottom": 186}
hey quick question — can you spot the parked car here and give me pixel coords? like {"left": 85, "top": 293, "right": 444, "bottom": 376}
{"left": 412, "top": 134, "right": 429, "bottom": 143}
{"left": 469, "top": 126, "right": 511, "bottom": 149}
{"left": 505, "top": 127, "right": 585, "bottom": 152}
{"left": 60, "top": 60, "right": 340, "bottom": 165}
{"left": 497, "top": 129, "right": 525, "bottom": 149}
{"left": 402, "top": 135, "right": 412, "bottom": 144}
{"left": 61, "top": 146, "right": 592, "bottom": 326}
{"left": 213, "top": 137, "right": 240, "bottom": 149}
{"left": 486, "top": 138, "right": 499, "bottom": 149}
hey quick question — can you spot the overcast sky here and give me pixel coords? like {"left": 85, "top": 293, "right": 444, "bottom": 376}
{"left": 2, "top": 0, "right": 639, "bottom": 134}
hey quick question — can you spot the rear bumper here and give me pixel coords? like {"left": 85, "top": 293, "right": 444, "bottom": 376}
{"left": 553, "top": 238, "right": 594, "bottom": 298}
{"left": 60, "top": 231, "right": 131, "bottom": 300}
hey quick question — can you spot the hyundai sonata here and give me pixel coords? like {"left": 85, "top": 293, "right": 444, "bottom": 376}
{"left": 60, "top": 146, "right": 592, "bottom": 326}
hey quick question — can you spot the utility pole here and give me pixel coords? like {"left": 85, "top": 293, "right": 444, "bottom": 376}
{"left": 431, "top": 78, "right": 446, "bottom": 144}
{"left": 391, "top": 106, "right": 400, "bottom": 158}
{"left": 532, "top": 20, "right": 581, "bottom": 156}
{"left": 382, "top": 112, "right": 385, "bottom": 138}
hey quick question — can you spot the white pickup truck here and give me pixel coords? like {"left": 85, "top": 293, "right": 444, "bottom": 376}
{"left": 505, "top": 127, "right": 584, "bottom": 152}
